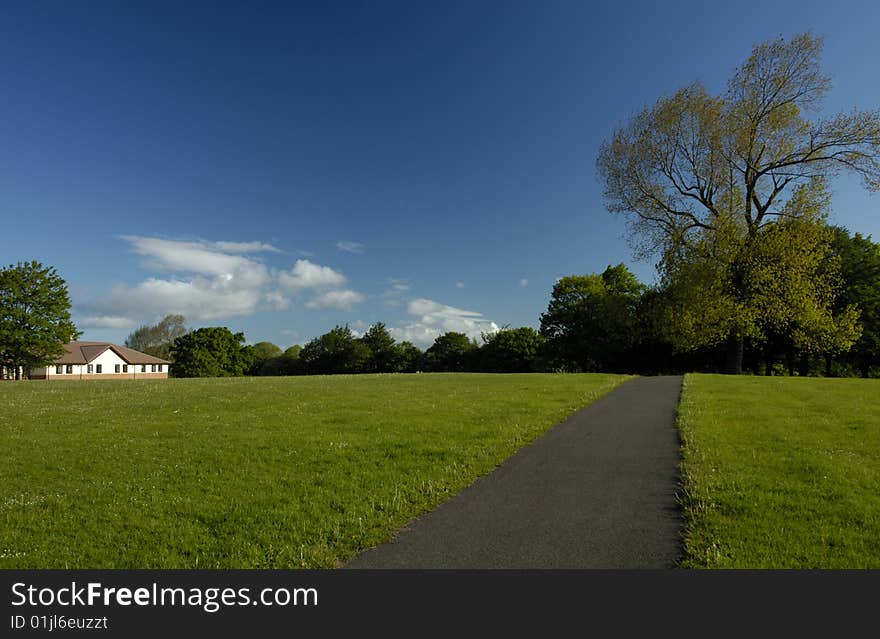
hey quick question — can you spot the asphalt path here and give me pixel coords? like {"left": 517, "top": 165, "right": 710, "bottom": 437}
{"left": 346, "top": 375, "right": 683, "bottom": 568}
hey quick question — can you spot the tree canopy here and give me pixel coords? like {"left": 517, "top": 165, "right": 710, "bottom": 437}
{"left": 829, "top": 228, "right": 880, "bottom": 376}
{"left": 360, "top": 322, "right": 397, "bottom": 373}
{"left": 0, "top": 261, "right": 79, "bottom": 380}
{"left": 423, "top": 332, "right": 476, "bottom": 372}
{"left": 479, "top": 326, "right": 542, "bottom": 372}
{"left": 597, "top": 32, "right": 880, "bottom": 373}
{"left": 299, "top": 325, "right": 370, "bottom": 375}
{"left": 540, "top": 264, "right": 644, "bottom": 372}
{"left": 170, "top": 327, "right": 254, "bottom": 377}
{"left": 125, "top": 314, "right": 188, "bottom": 361}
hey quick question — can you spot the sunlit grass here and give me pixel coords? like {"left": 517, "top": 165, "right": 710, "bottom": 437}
{"left": 0, "top": 373, "right": 627, "bottom": 568}
{"left": 679, "top": 374, "right": 880, "bottom": 568}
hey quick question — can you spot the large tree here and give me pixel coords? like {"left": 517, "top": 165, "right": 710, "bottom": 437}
{"left": 299, "top": 325, "right": 370, "bottom": 375}
{"left": 169, "top": 327, "right": 254, "bottom": 378}
{"left": 423, "top": 332, "right": 476, "bottom": 372}
{"left": 392, "top": 341, "right": 422, "bottom": 373}
{"left": 479, "top": 326, "right": 542, "bottom": 373}
{"left": 539, "top": 264, "right": 645, "bottom": 372}
{"left": 0, "top": 261, "right": 79, "bottom": 380}
{"left": 248, "top": 341, "right": 283, "bottom": 375}
{"left": 829, "top": 227, "right": 880, "bottom": 376}
{"left": 359, "top": 322, "right": 397, "bottom": 373}
{"left": 125, "top": 314, "right": 188, "bottom": 360}
{"left": 597, "top": 33, "right": 879, "bottom": 373}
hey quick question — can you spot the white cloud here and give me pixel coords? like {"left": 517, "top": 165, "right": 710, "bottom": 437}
{"left": 265, "top": 290, "right": 291, "bottom": 310}
{"left": 105, "top": 275, "right": 266, "bottom": 321}
{"left": 278, "top": 259, "right": 347, "bottom": 290}
{"left": 85, "top": 237, "right": 364, "bottom": 325}
{"left": 519, "top": 278, "right": 529, "bottom": 288}
{"left": 455, "top": 281, "right": 465, "bottom": 289}
{"left": 80, "top": 315, "right": 137, "bottom": 329}
{"left": 389, "top": 298, "right": 499, "bottom": 347}
{"left": 120, "top": 235, "right": 275, "bottom": 278}
{"left": 84, "top": 236, "right": 370, "bottom": 329}
{"left": 305, "top": 289, "right": 365, "bottom": 310}
{"left": 211, "top": 241, "right": 280, "bottom": 253}
{"left": 88, "top": 237, "right": 275, "bottom": 321}
{"left": 336, "top": 240, "right": 364, "bottom": 254}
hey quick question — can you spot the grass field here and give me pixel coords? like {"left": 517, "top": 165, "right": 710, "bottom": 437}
{"left": 0, "top": 373, "right": 626, "bottom": 568}
{"left": 678, "top": 374, "right": 880, "bottom": 568}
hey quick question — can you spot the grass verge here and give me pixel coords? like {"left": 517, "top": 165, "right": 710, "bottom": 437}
{"left": 1, "top": 373, "right": 626, "bottom": 568}
{"left": 678, "top": 373, "right": 880, "bottom": 568}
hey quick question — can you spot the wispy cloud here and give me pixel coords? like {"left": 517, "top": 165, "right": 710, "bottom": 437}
{"left": 519, "top": 278, "right": 529, "bottom": 288}
{"left": 81, "top": 237, "right": 362, "bottom": 325}
{"left": 305, "top": 289, "right": 365, "bottom": 310}
{"left": 336, "top": 240, "right": 364, "bottom": 254}
{"left": 80, "top": 315, "right": 137, "bottom": 329}
{"left": 211, "top": 241, "right": 280, "bottom": 253}
{"left": 389, "top": 298, "right": 499, "bottom": 347}
{"left": 455, "top": 281, "right": 465, "bottom": 289}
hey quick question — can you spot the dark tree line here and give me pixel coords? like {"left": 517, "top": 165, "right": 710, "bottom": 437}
{"left": 537, "top": 227, "right": 880, "bottom": 377}
{"left": 157, "top": 224, "right": 879, "bottom": 379}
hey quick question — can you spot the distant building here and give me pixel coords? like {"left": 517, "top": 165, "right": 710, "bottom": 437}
{"left": 27, "top": 341, "right": 170, "bottom": 380}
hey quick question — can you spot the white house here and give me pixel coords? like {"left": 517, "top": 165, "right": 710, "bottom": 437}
{"left": 28, "top": 341, "right": 170, "bottom": 380}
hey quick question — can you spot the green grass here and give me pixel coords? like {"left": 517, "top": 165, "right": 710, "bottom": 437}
{"left": 678, "top": 374, "right": 880, "bottom": 568}
{"left": 0, "top": 373, "right": 626, "bottom": 568}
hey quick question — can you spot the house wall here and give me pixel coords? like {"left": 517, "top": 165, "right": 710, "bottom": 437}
{"left": 32, "top": 349, "right": 169, "bottom": 380}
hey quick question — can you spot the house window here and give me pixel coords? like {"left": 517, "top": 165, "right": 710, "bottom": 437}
{"left": 56, "top": 365, "right": 63, "bottom": 374}
{"left": 151, "top": 364, "right": 157, "bottom": 372}
{"left": 115, "top": 364, "right": 120, "bottom": 373}
{"left": 87, "top": 364, "right": 94, "bottom": 373}
{"left": 141, "top": 365, "right": 146, "bottom": 373}
{"left": 157, "top": 364, "right": 163, "bottom": 373}
{"left": 96, "top": 364, "right": 102, "bottom": 374}
{"left": 123, "top": 364, "right": 128, "bottom": 373}
{"left": 66, "top": 365, "right": 72, "bottom": 374}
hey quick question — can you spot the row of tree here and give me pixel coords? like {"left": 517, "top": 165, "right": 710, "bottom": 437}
{"left": 144, "top": 222, "right": 878, "bottom": 380}
{"left": 159, "top": 322, "right": 545, "bottom": 378}
{"left": 538, "top": 225, "right": 879, "bottom": 377}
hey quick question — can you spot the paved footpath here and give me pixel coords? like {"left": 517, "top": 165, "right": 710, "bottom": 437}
{"left": 346, "top": 376, "right": 684, "bottom": 568}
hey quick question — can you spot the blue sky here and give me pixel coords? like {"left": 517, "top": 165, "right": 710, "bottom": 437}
{"left": 2, "top": 1, "right": 878, "bottom": 348}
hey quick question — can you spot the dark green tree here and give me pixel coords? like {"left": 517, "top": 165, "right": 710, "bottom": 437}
{"left": 170, "top": 327, "right": 254, "bottom": 377}
{"left": 248, "top": 341, "right": 283, "bottom": 375}
{"left": 0, "top": 261, "right": 79, "bottom": 380}
{"left": 299, "top": 325, "right": 370, "bottom": 375}
{"left": 829, "top": 227, "right": 880, "bottom": 377}
{"left": 479, "top": 326, "right": 542, "bottom": 372}
{"left": 125, "top": 314, "right": 188, "bottom": 360}
{"left": 539, "top": 264, "right": 645, "bottom": 372}
{"left": 393, "top": 341, "right": 423, "bottom": 373}
{"left": 360, "top": 322, "right": 397, "bottom": 373}
{"left": 423, "top": 332, "right": 475, "bottom": 372}
{"left": 258, "top": 344, "right": 303, "bottom": 376}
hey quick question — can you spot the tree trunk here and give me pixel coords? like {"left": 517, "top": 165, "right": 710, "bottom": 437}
{"left": 825, "top": 354, "right": 833, "bottom": 377}
{"left": 798, "top": 353, "right": 810, "bottom": 377}
{"left": 724, "top": 333, "right": 743, "bottom": 375}
{"left": 786, "top": 350, "right": 795, "bottom": 377}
